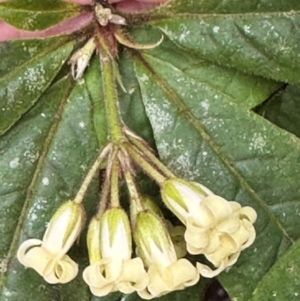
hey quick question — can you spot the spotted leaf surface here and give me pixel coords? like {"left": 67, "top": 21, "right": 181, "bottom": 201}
{"left": 1, "top": 1, "right": 300, "bottom": 301}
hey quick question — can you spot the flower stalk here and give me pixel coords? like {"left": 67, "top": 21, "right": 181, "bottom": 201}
{"left": 125, "top": 129, "right": 176, "bottom": 179}
{"left": 97, "top": 29, "right": 124, "bottom": 144}
{"left": 123, "top": 142, "right": 167, "bottom": 184}
{"left": 74, "top": 143, "right": 112, "bottom": 204}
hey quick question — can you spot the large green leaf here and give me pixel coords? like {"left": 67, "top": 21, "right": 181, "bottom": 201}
{"left": 0, "top": 0, "right": 81, "bottom": 30}
{"left": 132, "top": 31, "right": 300, "bottom": 300}
{"left": 149, "top": 1, "right": 300, "bottom": 84}
{"left": 1, "top": 1, "right": 300, "bottom": 301}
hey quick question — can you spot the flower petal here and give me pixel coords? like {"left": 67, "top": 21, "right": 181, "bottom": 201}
{"left": 116, "top": 258, "right": 149, "bottom": 294}
{"left": 83, "top": 259, "right": 120, "bottom": 296}
{"left": 43, "top": 255, "right": 78, "bottom": 284}
{"left": 17, "top": 239, "right": 43, "bottom": 266}
{"left": 140, "top": 259, "right": 199, "bottom": 299}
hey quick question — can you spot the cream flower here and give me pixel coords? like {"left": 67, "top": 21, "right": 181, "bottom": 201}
{"left": 83, "top": 208, "right": 148, "bottom": 296}
{"left": 133, "top": 210, "right": 199, "bottom": 299}
{"left": 17, "top": 201, "right": 85, "bottom": 283}
{"left": 161, "top": 178, "right": 257, "bottom": 277}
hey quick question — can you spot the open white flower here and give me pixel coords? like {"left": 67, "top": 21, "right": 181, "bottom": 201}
{"left": 161, "top": 178, "right": 257, "bottom": 277}
{"left": 17, "top": 201, "right": 85, "bottom": 283}
{"left": 134, "top": 210, "right": 199, "bottom": 299}
{"left": 83, "top": 208, "right": 148, "bottom": 296}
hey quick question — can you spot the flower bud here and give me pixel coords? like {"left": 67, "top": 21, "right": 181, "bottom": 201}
{"left": 69, "top": 37, "right": 96, "bottom": 80}
{"left": 161, "top": 178, "right": 214, "bottom": 224}
{"left": 86, "top": 216, "right": 102, "bottom": 264}
{"left": 134, "top": 210, "right": 177, "bottom": 267}
{"left": 83, "top": 208, "right": 148, "bottom": 297}
{"left": 43, "top": 201, "right": 85, "bottom": 257}
{"left": 141, "top": 195, "right": 187, "bottom": 259}
{"left": 17, "top": 200, "right": 85, "bottom": 284}
{"left": 134, "top": 210, "right": 199, "bottom": 299}
{"left": 100, "top": 207, "right": 132, "bottom": 261}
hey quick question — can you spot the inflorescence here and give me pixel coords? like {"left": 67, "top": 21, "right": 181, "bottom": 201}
{"left": 17, "top": 3, "right": 257, "bottom": 299}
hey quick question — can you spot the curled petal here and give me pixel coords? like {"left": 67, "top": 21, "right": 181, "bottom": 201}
{"left": 139, "top": 259, "right": 199, "bottom": 299}
{"left": 205, "top": 235, "right": 240, "bottom": 267}
{"left": 83, "top": 259, "right": 121, "bottom": 296}
{"left": 116, "top": 258, "right": 149, "bottom": 294}
{"left": 202, "top": 196, "right": 233, "bottom": 221}
{"left": 197, "top": 261, "right": 226, "bottom": 278}
{"left": 240, "top": 219, "right": 256, "bottom": 250}
{"left": 17, "top": 240, "right": 53, "bottom": 277}
{"left": 239, "top": 206, "right": 257, "bottom": 223}
{"left": 197, "top": 252, "right": 240, "bottom": 278}
{"left": 17, "top": 239, "right": 78, "bottom": 284}
{"left": 185, "top": 225, "right": 209, "bottom": 252}
{"left": 216, "top": 218, "right": 241, "bottom": 234}
{"left": 17, "top": 239, "right": 43, "bottom": 266}
{"left": 43, "top": 255, "right": 78, "bottom": 284}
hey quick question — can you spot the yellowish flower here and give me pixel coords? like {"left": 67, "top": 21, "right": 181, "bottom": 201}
{"left": 83, "top": 208, "right": 148, "bottom": 296}
{"left": 133, "top": 210, "right": 199, "bottom": 299}
{"left": 142, "top": 195, "right": 187, "bottom": 258}
{"left": 161, "top": 178, "right": 257, "bottom": 277}
{"left": 17, "top": 201, "right": 85, "bottom": 283}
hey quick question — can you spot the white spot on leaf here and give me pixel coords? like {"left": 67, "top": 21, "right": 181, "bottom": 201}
{"left": 9, "top": 158, "right": 20, "bottom": 169}
{"left": 213, "top": 26, "right": 220, "bottom": 33}
{"left": 42, "top": 177, "right": 49, "bottom": 186}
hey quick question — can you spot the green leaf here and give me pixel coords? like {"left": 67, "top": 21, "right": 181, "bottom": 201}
{"left": 0, "top": 37, "right": 75, "bottom": 136}
{"left": 0, "top": 74, "right": 101, "bottom": 300}
{"left": 249, "top": 238, "right": 300, "bottom": 301}
{"left": 133, "top": 33, "right": 300, "bottom": 300}
{"left": 160, "top": 0, "right": 299, "bottom": 14}
{"left": 1, "top": 1, "right": 300, "bottom": 301}
{"left": 0, "top": 0, "right": 81, "bottom": 30}
{"left": 149, "top": 2, "right": 300, "bottom": 84}
{"left": 256, "top": 85, "right": 300, "bottom": 139}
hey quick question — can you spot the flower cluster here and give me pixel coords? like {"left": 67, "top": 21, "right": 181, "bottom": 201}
{"left": 15, "top": 1, "right": 257, "bottom": 297}
{"left": 161, "top": 179, "right": 257, "bottom": 277}
{"left": 17, "top": 152, "right": 257, "bottom": 299}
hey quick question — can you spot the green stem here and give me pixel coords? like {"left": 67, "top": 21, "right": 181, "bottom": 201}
{"left": 110, "top": 155, "right": 120, "bottom": 207}
{"left": 124, "top": 143, "right": 166, "bottom": 185}
{"left": 126, "top": 131, "right": 176, "bottom": 179}
{"left": 74, "top": 144, "right": 111, "bottom": 204}
{"left": 97, "top": 31, "right": 124, "bottom": 143}
{"left": 96, "top": 170, "right": 111, "bottom": 218}
{"left": 119, "top": 154, "right": 144, "bottom": 224}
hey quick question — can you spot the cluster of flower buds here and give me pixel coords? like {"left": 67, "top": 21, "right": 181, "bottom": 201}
{"left": 17, "top": 146, "right": 256, "bottom": 299}
{"left": 17, "top": 137, "right": 257, "bottom": 299}
{"left": 161, "top": 178, "right": 257, "bottom": 277}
